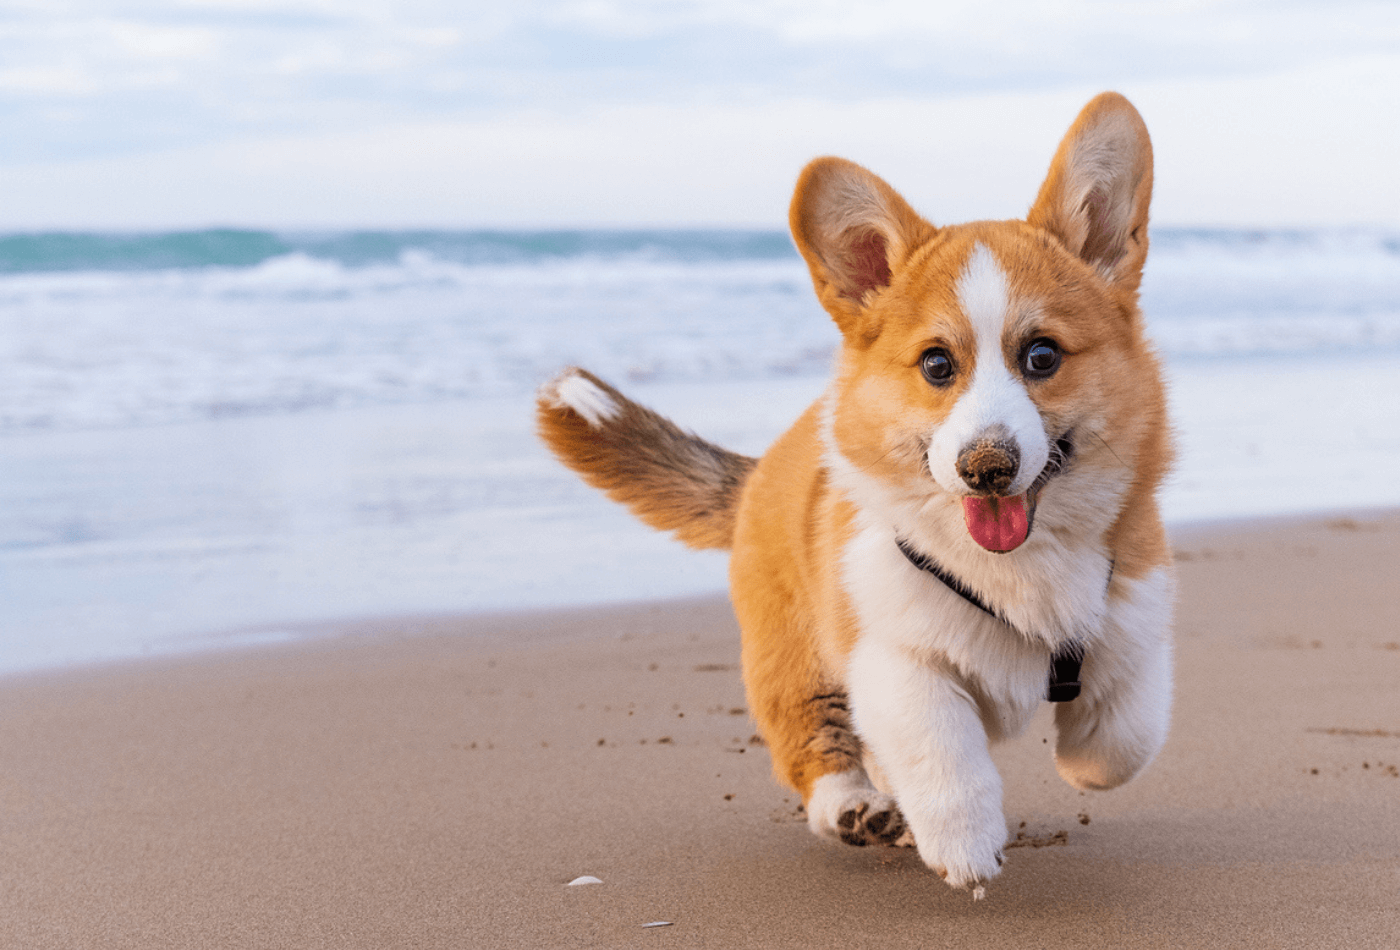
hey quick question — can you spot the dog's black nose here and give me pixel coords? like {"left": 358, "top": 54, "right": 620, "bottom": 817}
{"left": 956, "top": 439, "right": 1020, "bottom": 494}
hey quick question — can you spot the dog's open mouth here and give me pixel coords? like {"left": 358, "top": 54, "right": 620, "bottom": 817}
{"left": 961, "top": 434, "right": 1075, "bottom": 553}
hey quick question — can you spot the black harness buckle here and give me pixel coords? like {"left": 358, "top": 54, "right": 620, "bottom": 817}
{"left": 1046, "top": 645, "right": 1084, "bottom": 703}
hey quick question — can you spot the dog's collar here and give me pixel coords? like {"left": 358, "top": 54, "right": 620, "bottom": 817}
{"left": 894, "top": 537, "right": 1096, "bottom": 703}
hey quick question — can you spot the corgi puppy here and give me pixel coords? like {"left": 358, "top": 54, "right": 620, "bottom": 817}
{"left": 537, "top": 92, "right": 1174, "bottom": 897}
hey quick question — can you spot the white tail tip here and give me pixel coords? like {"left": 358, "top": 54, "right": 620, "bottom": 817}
{"left": 542, "top": 370, "right": 621, "bottom": 428}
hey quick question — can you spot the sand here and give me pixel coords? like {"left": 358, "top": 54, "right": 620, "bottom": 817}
{"left": 2, "top": 511, "right": 1398, "bottom": 948}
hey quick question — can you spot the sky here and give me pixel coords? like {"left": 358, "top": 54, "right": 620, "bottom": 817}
{"left": 1, "top": 0, "right": 1398, "bottom": 229}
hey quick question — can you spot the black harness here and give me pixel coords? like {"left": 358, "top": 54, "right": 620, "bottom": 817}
{"left": 893, "top": 538, "right": 1091, "bottom": 703}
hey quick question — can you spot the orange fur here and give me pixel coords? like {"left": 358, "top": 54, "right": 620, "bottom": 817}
{"left": 537, "top": 368, "right": 756, "bottom": 550}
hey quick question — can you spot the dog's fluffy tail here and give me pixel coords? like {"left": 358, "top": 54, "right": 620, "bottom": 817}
{"left": 536, "top": 368, "right": 757, "bottom": 551}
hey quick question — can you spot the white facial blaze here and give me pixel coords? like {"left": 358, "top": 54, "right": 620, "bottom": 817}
{"left": 927, "top": 243, "right": 1049, "bottom": 497}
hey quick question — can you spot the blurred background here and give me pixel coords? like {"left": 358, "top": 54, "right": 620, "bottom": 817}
{"left": 2, "top": 0, "right": 1398, "bottom": 672}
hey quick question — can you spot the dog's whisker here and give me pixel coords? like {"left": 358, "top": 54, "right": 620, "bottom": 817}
{"left": 1086, "top": 428, "right": 1127, "bottom": 470}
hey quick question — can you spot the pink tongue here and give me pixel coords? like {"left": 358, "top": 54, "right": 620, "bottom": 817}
{"left": 962, "top": 495, "right": 1030, "bottom": 552}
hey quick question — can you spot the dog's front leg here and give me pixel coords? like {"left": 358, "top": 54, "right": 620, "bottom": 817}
{"left": 848, "top": 637, "right": 1006, "bottom": 891}
{"left": 1054, "top": 568, "right": 1175, "bottom": 790}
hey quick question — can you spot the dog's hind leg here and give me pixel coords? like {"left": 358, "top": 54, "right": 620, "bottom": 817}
{"left": 724, "top": 402, "right": 907, "bottom": 846}
{"left": 798, "top": 688, "right": 910, "bottom": 847}
{"left": 779, "top": 690, "right": 910, "bottom": 848}
{"left": 737, "top": 615, "right": 908, "bottom": 848}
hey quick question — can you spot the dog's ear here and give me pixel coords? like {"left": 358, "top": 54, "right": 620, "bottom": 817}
{"left": 1028, "top": 92, "right": 1153, "bottom": 291}
{"left": 789, "top": 157, "right": 934, "bottom": 343}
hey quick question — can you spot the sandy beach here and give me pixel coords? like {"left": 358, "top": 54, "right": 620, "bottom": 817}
{"left": 2, "top": 510, "right": 1398, "bottom": 949}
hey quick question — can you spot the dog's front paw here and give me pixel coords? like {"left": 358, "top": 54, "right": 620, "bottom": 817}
{"left": 906, "top": 797, "right": 1007, "bottom": 893}
{"left": 806, "top": 769, "right": 908, "bottom": 847}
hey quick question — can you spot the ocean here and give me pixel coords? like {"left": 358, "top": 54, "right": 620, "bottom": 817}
{"left": 3, "top": 228, "right": 1399, "bottom": 672}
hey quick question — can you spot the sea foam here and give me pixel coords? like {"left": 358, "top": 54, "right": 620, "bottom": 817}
{"left": 1, "top": 227, "right": 1397, "bottom": 432}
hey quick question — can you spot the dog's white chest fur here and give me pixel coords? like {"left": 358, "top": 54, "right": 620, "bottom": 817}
{"left": 840, "top": 516, "right": 1108, "bottom": 741}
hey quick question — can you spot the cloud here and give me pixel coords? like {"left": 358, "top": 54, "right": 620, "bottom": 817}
{"left": 0, "top": 1, "right": 1397, "bottom": 225}
{"left": 4, "top": 1, "right": 1398, "bottom": 157}
{"left": 4, "top": 52, "right": 1397, "bottom": 229}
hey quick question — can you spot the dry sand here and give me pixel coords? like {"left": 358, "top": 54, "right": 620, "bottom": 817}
{"left": 2, "top": 511, "right": 1398, "bottom": 948}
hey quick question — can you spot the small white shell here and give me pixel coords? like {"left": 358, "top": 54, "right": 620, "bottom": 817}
{"left": 641, "top": 921, "right": 673, "bottom": 928}
{"left": 566, "top": 876, "right": 603, "bottom": 886}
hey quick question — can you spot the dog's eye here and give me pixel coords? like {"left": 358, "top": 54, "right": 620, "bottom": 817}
{"left": 1022, "top": 339, "right": 1061, "bottom": 379}
{"left": 919, "top": 348, "right": 954, "bottom": 386}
